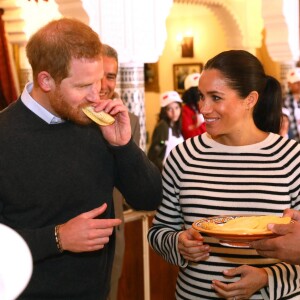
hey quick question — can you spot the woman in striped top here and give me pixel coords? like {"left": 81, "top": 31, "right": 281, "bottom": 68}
{"left": 148, "top": 50, "right": 300, "bottom": 300}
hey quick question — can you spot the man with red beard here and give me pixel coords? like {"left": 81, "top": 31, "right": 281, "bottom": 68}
{"left": 0, "top": 18, "right": 162, "bottom": 300}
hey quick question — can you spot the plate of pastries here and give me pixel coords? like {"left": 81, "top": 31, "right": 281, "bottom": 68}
{"left": 192, "top": 215, "right": 291, "bottom": 248}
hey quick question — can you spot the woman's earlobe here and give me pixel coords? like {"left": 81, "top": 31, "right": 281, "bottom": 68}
{"left": 247, "top": 91, "right": 259, "bottom": 108}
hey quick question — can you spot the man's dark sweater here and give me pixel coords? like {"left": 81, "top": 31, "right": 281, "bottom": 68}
{"left": 0, "top": 99, "right": 162, "bottom": 299}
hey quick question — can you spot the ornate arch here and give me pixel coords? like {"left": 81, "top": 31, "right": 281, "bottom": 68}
{"left": 174, "top": 0, "right": 250, "bottom": 50}
{"left": 262, "top": 0, "right": 299, "bottom": 63}
{"left": 1, "top": 0, "right": 298, "bottom": 64}
{"left": 0, "top": 0, "right": 88, "bottom": 44}
{"left": 174, "top": 0, "right": 299, "bottom": 63}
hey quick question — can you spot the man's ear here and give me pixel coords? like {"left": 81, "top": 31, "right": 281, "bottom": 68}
{"left": 37, "top": 71, "right": 55, "bottom": 92}
{"left": 246, "top": 91, "right": 259, "bottom": 109}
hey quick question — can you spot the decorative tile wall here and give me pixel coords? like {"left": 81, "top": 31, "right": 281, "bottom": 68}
{"left": 120, "top": 63, "right": 146, "bottom": 151}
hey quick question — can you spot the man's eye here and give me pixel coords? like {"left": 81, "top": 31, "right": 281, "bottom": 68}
{"left": 79, "top": 84, "right": 91, "bottom": 88}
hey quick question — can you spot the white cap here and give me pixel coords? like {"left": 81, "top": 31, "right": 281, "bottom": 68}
{"left": 184, "top": 73, "right": 201, "bottom": 90}
{"left": 160, "top": 91, "right": 182, "bottom": 107}
{"left": 286, "top": 68, "right": 300, "bottom": 84}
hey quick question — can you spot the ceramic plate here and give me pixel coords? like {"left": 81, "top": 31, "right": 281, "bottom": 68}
{"left": 0, "top": 224, "right": 33, "bottom": 300}
{"left": 192, "top": 215, "right": 278, "bottom": 248}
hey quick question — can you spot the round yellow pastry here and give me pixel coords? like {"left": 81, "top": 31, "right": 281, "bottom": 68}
{"left": 82, "top": 105, "right": 115, "bottom": 126}
{"left": 203, "top": 215, "right": 291, "bottom": 233}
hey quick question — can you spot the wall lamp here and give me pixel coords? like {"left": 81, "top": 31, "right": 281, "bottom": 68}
{"left": 176, "top": 32, "right": 194, "bottom": 58}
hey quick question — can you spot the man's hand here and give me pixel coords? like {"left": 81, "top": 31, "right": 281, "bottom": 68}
{"left": 251, "top": 209, "right": 300, "bottom": 264}
{"left": 283, "top": 208, "right": 300, "bottom": 221}
{"left": 251, "top": 221, "right": 300, "bottom": 264}
{"left": 59, "top": 203, "right": 121, "bottom": 252}
{"left": 92, "top": 99, "right": 131, "bottom": 146}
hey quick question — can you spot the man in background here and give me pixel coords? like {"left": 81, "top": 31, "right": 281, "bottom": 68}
{"left": 101, "top": 44, "right": 140, "bottom": 300}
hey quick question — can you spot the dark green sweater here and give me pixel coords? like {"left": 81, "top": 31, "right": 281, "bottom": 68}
{"left": 0, "top": 99, "right": 162, "bottom": 299}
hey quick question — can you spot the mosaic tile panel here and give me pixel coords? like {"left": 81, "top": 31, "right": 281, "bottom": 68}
{"left": 120, "top": 63, "right": 146, "bottom": 151}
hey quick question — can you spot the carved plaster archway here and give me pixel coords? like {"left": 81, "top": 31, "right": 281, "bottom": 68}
{"left": 0, "top": 0, "right": 88, "bottom": 44}
{"left": 174, "top": 0, "right": 299, "bottom": 64}
{"left": 262, "top": 0, "right": 299, "bottom": 63}
{"left": 1, "top": 0, "right": 298, "bottom": 64}
{"left": 174, "top": 0, "right": 264, "bottom": 53}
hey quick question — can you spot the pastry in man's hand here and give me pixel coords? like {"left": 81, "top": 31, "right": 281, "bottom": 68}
{"left": 82, "top": 105, "right": 115, "bottom": 126}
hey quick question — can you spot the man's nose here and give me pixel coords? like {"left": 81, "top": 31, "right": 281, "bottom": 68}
{"left": 100, "top": 78, "right": 107, "bottom": 89}
{"left": 87, "top": 83, "right": 101, "bottom": 102}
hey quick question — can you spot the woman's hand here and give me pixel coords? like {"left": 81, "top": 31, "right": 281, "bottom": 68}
{"left": 211, "top": 265, "right": 268, "bottom": 300}
{"left": 178, "top": 227, "right": 210, "bottom": 262}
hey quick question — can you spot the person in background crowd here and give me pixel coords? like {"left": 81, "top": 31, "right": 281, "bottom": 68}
{"left": 148, "top": 91, "right": 184, "bottom": 172}
{"left": 100, "top": 44, "right": 141, "bottom": 300}
{"left": 181, "top": 73, "right": 206, "bottom": 139}
{"left": 148, "top": 50, "right": 300, "bottom": 300}
{"left": 283, "top": 67, "right": 300, "bottom": 141}
{"left": 0, "top": 18, "right": 162, "bottom": 300}
{"left": 251, "top": 208, "right": 300, "bottom": 265}
{"left": 279, "top": 107, "right": 290, "bottom": 138}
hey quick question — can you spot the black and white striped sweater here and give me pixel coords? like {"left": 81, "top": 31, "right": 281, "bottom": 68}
{"left": 148, "top": 132, "right": 300, "bottom": 300}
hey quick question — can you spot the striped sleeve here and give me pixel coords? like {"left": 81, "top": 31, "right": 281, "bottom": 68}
{"left": 148, "top": 168, "right": 188, "bottom": 267}
{"left": 262, "top": 263, "right": 300, "bottom": 299}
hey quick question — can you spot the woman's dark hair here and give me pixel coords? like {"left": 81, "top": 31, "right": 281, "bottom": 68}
{"left": 158, "top": 105, "right": 182, "bottom": 138}
{"left": 204, "top": 50, "right": 282, "bottom": 133}
{"left": 182, "top": 86, "right": 200, "bottom": 113}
